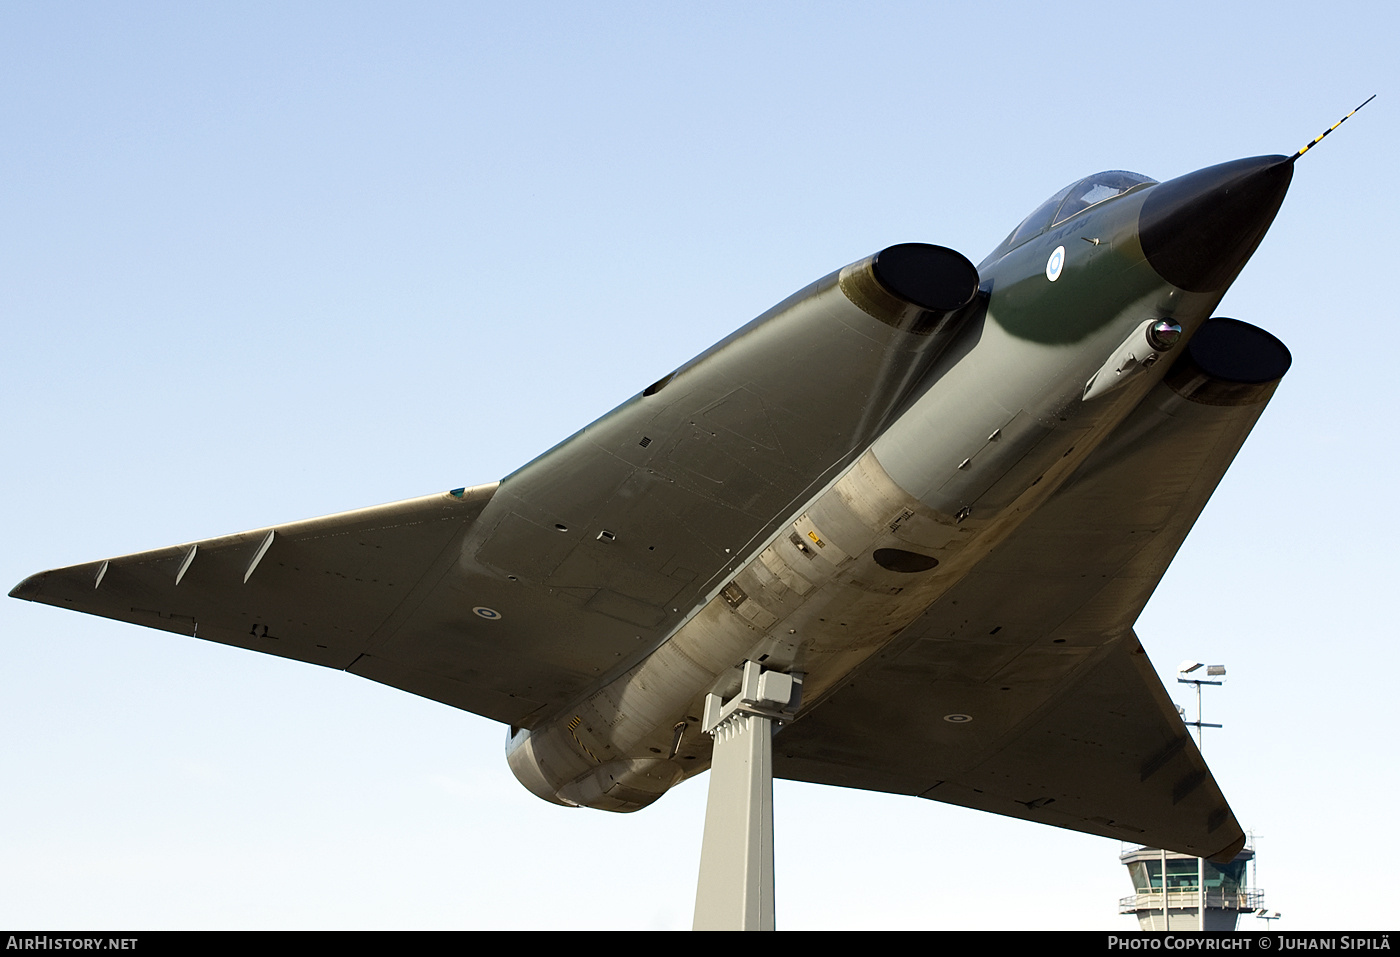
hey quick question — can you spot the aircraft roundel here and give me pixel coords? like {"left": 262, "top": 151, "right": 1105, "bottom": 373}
{"left": 1045, "top": 246, "right": 1065, "bottom": 282}
{"left": 473, "top": 606, "right": 502, "bottom": 620}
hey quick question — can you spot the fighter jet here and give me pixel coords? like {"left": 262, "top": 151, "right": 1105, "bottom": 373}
{"left": 12, "top": 148, "right": 1304, "bottom": 883}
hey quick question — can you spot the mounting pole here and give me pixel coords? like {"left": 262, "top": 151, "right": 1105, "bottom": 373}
{"left": 692, "top": 660, "right": 802, "bottom": 931}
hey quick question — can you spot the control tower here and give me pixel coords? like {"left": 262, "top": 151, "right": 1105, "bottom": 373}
{"left": 1119, "top": 845, "right": 1262, "bottom": 930}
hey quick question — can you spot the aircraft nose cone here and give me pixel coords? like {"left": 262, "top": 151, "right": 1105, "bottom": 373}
{"left": 1139, "top": 155, "right": 1293, "bottom": 293}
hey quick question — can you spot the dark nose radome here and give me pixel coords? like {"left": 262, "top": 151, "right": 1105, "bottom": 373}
{"left": 1139, "top": 155, "right": 1293, "bottom": 293}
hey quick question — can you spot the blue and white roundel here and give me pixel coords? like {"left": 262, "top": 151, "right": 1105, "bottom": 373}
{"left": 1045, "top": 245, "right": 1066, "bottom": 282}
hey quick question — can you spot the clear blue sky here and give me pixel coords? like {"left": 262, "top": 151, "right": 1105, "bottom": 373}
{"left": 2, "top": 1, "right": 1393, "bottom": 930}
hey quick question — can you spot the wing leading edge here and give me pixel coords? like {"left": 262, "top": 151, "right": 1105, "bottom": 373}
{"left": 7, "top": 483, "right": 541, "bottom": 719}
{"left": 773, "top": 322, "right": 1287, "bottom": 861}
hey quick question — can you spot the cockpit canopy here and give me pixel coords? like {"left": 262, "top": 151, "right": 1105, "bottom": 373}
{"left": 985, "top": 170, "right": 1158, "bottom": 263}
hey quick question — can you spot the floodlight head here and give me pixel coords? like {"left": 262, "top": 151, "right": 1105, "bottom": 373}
{"left": 1178, "top": 660, "right": 1204, "bottom": 674}
{"left": 1206, "top": 665, "right": 1226, "bottom": 677}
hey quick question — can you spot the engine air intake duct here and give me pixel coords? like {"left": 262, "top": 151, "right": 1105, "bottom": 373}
{"left": 839, "top": 243, "right": 980, "bottom": 336}
{"left": 1166, "top": 317, "right": 1292, "bottom": 407}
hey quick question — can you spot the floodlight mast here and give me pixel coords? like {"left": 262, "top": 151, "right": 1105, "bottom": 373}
{"left": 1177, "top": 662, "right": 1226, "bottom": 753}
{"left": 1176, "top": 662, "right": 1226, "bottom": 930}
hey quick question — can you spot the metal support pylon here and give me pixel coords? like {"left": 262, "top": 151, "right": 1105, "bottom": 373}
{"left": 692, "top": 660, "right": 802, "bottom": 931}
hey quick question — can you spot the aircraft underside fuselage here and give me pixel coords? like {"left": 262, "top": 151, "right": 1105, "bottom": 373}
{"left": 505, "top": 176, "right": 1252, "bottom": 811}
